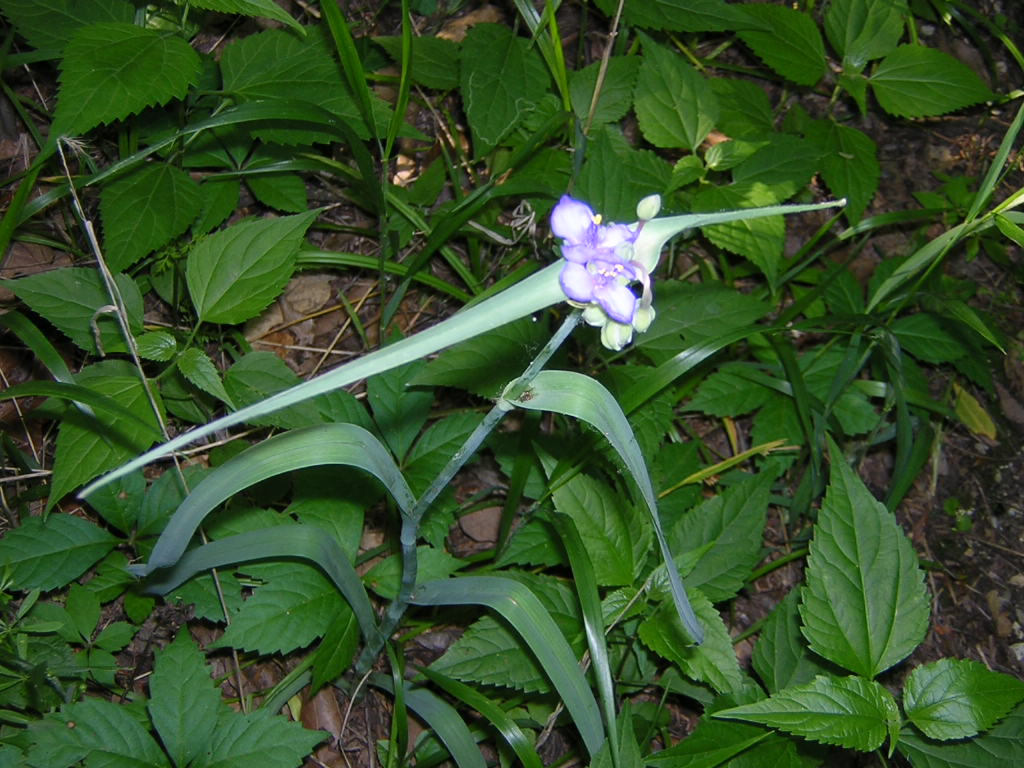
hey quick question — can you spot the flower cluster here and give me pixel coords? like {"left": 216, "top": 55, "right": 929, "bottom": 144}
{"left": 550, "top": 195, "right": 658, "bottom": 350}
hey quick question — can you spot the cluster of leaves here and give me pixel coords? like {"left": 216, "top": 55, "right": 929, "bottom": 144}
{"left": 0, "top": 0, "right": 1022, "bottom": 767}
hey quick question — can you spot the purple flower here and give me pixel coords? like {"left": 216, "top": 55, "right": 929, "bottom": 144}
{"left": 551, "top": 196, "right": 637, "bottom": 265}
{"left": 551, "top": 195, "right": 642, "bottom": 324}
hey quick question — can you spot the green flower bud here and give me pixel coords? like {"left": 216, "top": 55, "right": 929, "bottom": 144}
{"left": 636, "top": 194, "right": 662, "bottom": 221}
{"left": 581, "top": 304, "right": 608, "bottom": 327}
{"left": 632, "top": 304, "right": 656, "bottom": 334}
{"left": 601, "top": 320, "right": 634, "bottom": 351}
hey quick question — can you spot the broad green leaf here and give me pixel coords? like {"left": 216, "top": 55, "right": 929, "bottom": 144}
{"left": 713, "top": 674, "right": 900, "bottom": 752}
{"left": 738, "top": 4, "right": 826, "bottom": 86}
{"left": 7, "top": 268, "right": 143, "bottom": 355}
{"left": 711, "top": 77, "right": 774, "bottom": 138}
{"left": 670, "top": 473, "right": 771, "bottom": 602}
{"left": 639, "top": 591, "right": 742, "bottom": 694}
{"left": 825, "top": 0, "right": 907, "bottom": 69}
{"left": 193, "top": 177, "right": 241, "bottom": 235}
{"left": 752, "top": 590, "right": 834, "bottom": 694}
{"left": 50, "top": 361, "right": 163, "bottom": 508}
{"left": 891, "top": 313, "right": 967, "bottom": 363}
{"left": 178, "top": 347, "right": 235, "bottom": 407}
{"left": 85, "top": 470, "right": 145, "bottom": 535}
{"left": 413, "top": 575, "right": 602, "bottom": 756}
{"left": 870, "top": 45, "right": 994, "bottom": 118}
{"left": 100, "top": 163, "right": 201, "bottom": 271}
{"left": 686, "top": 363, "right": 773, "bottom": 418}
{"left": 136, "top": 330, "right": 178, "bottom": 361}
{"left": 799, "top": 451, "right": 930, "bottom": 678}
{"left": 197, "top": 709, "right": 323, "bottom": 768}
{"left": 187, "top": 0, "right": 303, "bottom": 34}
{"left": 806, "top": 120, "right": 879, "bottom": 222}
{"left": 310, "top": 610, "right": 359, "bottom": 692}
{"left": 577, "top": 125, "right": 672, "bottom": 223}
{"left": 245, "top": 172, "right": 308, "bottom": 213}
{"left": 693, "top": 183, "right": 785, "bottom": 287}
{"left": 168, "top": 571, "right": 244, "bottom": 622}
{"left": 215, "top": 562, "right": 350, "bottom": 654}
{"left": 569, "top": 56, "right": 639, "bottom": 126}
{"left": 635, "top": 37, "right": 718, "bottom": 150}
{"left": 186, "top": 209, "right": 318, "bottom": 324}
{"left": 0, "top": 0, "right": 133, "bottom": 51}
{"left": 732, "top": 134, "right": 819, "bottom": 200}
{"left": 363, "top": 546, "right": 464, "bottom": 600}
{"left": 509, "top": 370, "right": 703, "bottom": 644}
{"left": 64, "top": 584, "right": 99, "bottom": 641}
{"left": 412, "top": 316, "right": 547, "bottom": 398}
{"left": 222, "top": 351, "right": 327, "bottom": 429}
{"left": 898, "top": 702, "right": 1024, "bottom": 767}
{"left": 53, "top": 23, "right": 200, "bottom": 137}
{"left": 367, "top": 355, "right": 432, "bottom": 462}
{"left": 645, "top": 717, "right": 770, "bottom": 767}
{"left": 953, "top": 383, "right": 997, "bottom": 440}
{"left": 594, "top": 0, "right": 756, "bottom": 32}
{"left": 28, "top": 698, "right": 169, "bottom": 768}
{"left": 904, "top": 658, "right": 1024, "bottom": 740}
{"left": 220, "top": 29, "right": 367, "bottom": 144}
{"left": 459, "top": 23, "right": 549, "bottom": 152}
{"left": 375, "top": 35, "right": 459, "bottom": 90}
{"left": 550, "top": 472, "right": 648, "bottom": 587}
{"left": 148, "top": 632, "right": 220, "bottom": 768}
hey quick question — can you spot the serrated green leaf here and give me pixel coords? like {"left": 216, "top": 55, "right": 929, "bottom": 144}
{"left": 551, "top": 472, "right": 647, "bottom": 587}
{"left": 891, "top": 313, "right": 967, "bottom": 363}
{"left": 594, "top": 0, "right": 757, "bottom": 32}
{"left": 645, "top": 716, "right": 771, "bottom": 767}
{"left": 825, "top": 0, "right": 907, "bottom": 70}
{"left": 245, "top": 172, "right": 308, "bottom": 213}
{"left": 806, "top": 119, "right": 879, "bottom": 222}
{"left": 870, "top": 45, "right": 994, "bottom": 119}
{"left": 411, "top": 316, "right": 547, "bottom": 398}
{"left": 569, "top": 56, "right": 639, "bottom": 126}
{"left": 50, "top": 361, "right": 163, "bottom": 507}
{"left": 752, "top": 590, "right": 835, "bottom": 694}
{"left": 367, "top": 355, "right": 433, "bottom": 462}
{"left": 136, "top": 331, "right": 178, "bottom": 362}
{"left": 187, "top": 0, "right": 303, "bottom": 34}
{"left": 222, "top": 351, "right": 325, "bottom": 429}
{"left": 714, "top": 674, "right": 900, "bottom": 752}
{"left": 635, "top": 37, "right": 717, "bottom": 150}
{"left": 168, "top": 571, "right": 244, "bottom": 622}
{"left": 197, "top": 709, "right": 324, "bottom": 768}
{"left": 53, "top": 23, "right": 200, "bottom": 137}
{"left": 686, "top": 363, "right": 773, "bottom": 418}
{"left": 148, "top": 631, "right": 220, "bottom": 768}
{"left": 639, "top": 591, "right": 743, "bottom": 694}
{"left": 64, "top": 583, "right": 99, "bottom": 641}
{"left": 187, "top": 210, "right": 318, "bottom": 324}
{"left": 0, "top": 514, "right": 115, "bottom": 592}
{"left": 670, "top": 473, "right": 771, "bottom": 602}
{"left": 178, "top": 347, "right": 235, "bottom": 408}
{"left": 693, "top": 183, "right": 785, "bottom": 287}
{"left": 7, "top": 268, "right": 143, "bottom": 355}
{"left": 375, "top": 35, "right": 459, "bottom": 90}
{"left": 194, "top": 177, "right": 241, "bottom": 235}
{"left": 898, "top": 702, "right": 1024, "bottom": 767}
{"left": 101, "top": 163, "right": 201, "bottom": 271}
{"left": 28, "top": 698, "right": 169, "bottom": 768}
{"left": 459, "top": 23, "right": 549, "bottom": 152}
{"left": 0, "top": 0, "right": 133, "bottom": 51}
{"left": 310, "top": 610, "right": 359, "bottom": 692}
{"left": 712, "top": 77, "right": 774, "bottom": 138}
{"left": 738, "top": 4, "right": 826, "bottom": 86}
{"left": 85, "top": 470, "right": 144, "bottom": 534}
{"left": 431, "top": 614, "right": 553, "bottom": 693}
{"left": 364, "top": 546, "right": 464, "bottom": 601}
{"left": 799, "top": 451, "right": 930, "bottom": 678}
{"left": 577, "top": 125, "right": 672, "bottom": 223}
{"left": 904, "top": 658, "right": 1024, "bottom": 740}
{"left": 94, "top": 621, "right": 135, "bottom": 652}
{"left": 215, "top": 562, "right": 348, "bottom": 654}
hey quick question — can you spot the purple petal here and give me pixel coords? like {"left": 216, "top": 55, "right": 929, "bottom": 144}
{"left": 559, "top": 262, "right": 596, "bottom": 303}
{"left": 596, "top": 223, "right": 637, "bottom": 252}
{"left": 594, "top": 281, "right": 637, "bottom": 324}
{"left": 550, "top": 196, "right": 595, "bottom": 243}
{"left": 560, "top": 243, "right": 592, "bottom": 263}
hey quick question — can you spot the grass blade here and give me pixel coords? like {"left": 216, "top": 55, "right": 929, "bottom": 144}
{"left": 411, "top": 575, "right": 604, "bottom": 757}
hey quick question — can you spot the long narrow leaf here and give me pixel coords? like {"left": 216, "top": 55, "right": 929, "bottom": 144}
{"left": 509, "top": 370, "right": 704, "bottom": 644}
{"left": 0, "top": 381, "right": 160, "bottom": 439}
{"left": 133, "top": 423, "right": 414, "bottom": 573}
{"left": 81, "top": 262, "right": 567, "bottom": 495}
{"left": 141, "top": 525, "right": 380, "bottom": 646}
{"left": 411, "top": 575, "right": 604, "bottom": 757}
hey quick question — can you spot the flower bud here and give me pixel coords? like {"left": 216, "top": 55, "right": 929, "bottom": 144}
{"left": 581, "top": 304, "right": 608, "bottom": 327}
{"left": 601, "top": 320, "right": 634, "bottom": 351}
{"left": 636, "top": 194, "right": 662, "bottom": 221}
{"left": 632, "top": 304, "right": 656, "bottom": 334}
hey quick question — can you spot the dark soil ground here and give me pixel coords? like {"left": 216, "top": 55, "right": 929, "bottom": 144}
{"left": 1, "top": 2, "right": 1023, "bottom": 767}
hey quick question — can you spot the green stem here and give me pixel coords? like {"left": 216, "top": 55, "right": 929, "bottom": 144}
{"left": 355, "top": 310, "right": 582, "bottom": 673}
{"left": 746, "top": 547, "right": 808, "bottom": 583}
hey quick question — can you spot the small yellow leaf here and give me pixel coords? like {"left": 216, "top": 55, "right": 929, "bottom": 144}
{"left": 954, "top": 383, "right": 996, "bottom": 439}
